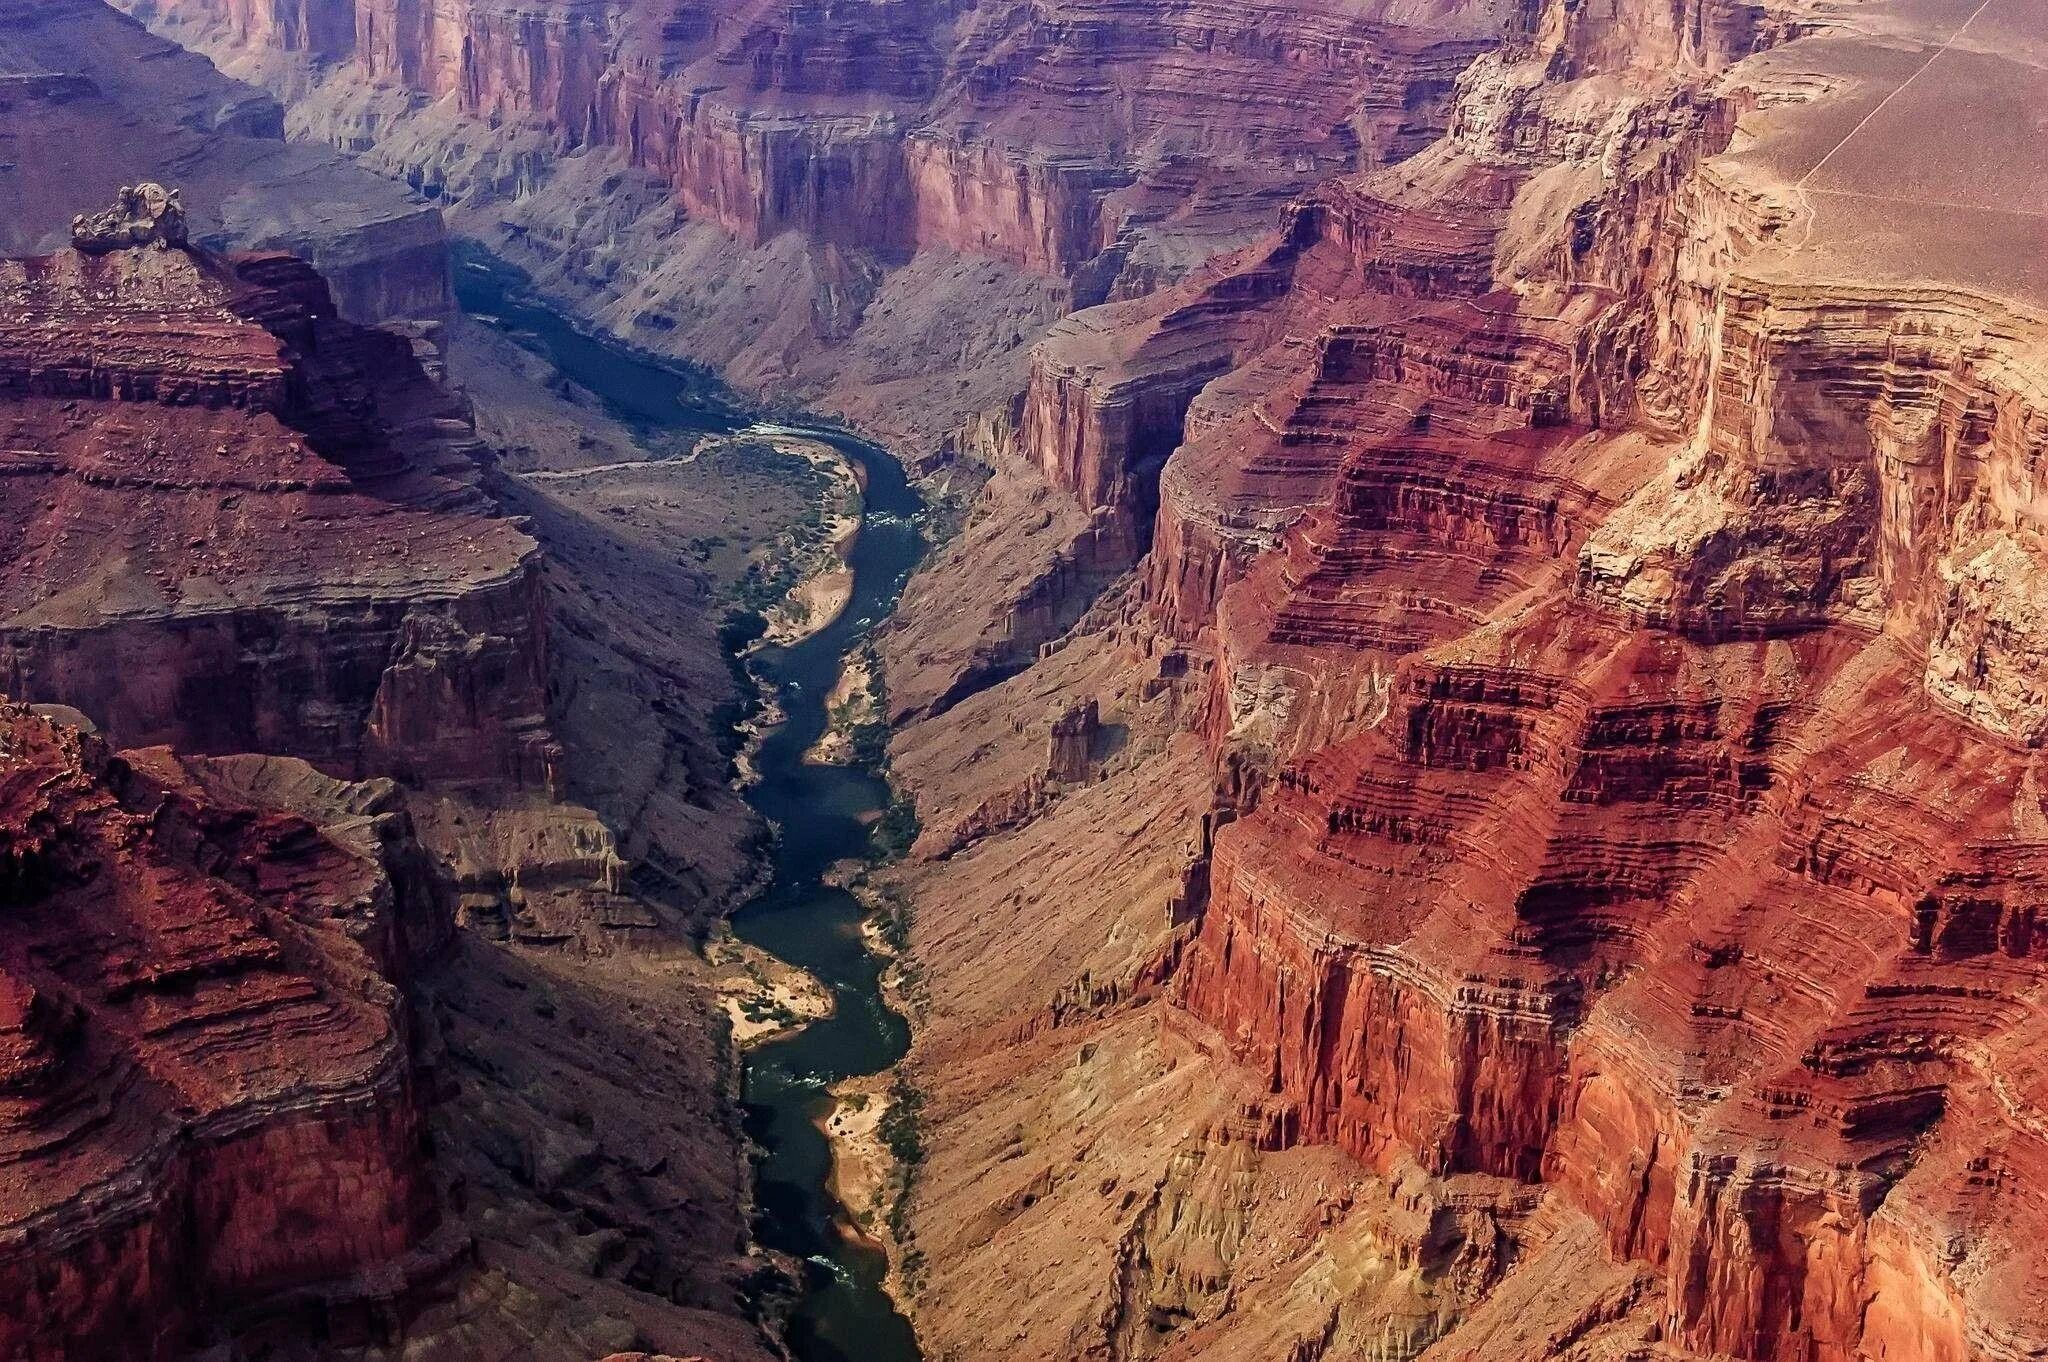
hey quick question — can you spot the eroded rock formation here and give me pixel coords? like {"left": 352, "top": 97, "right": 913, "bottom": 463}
{"left": 122, "top": 0, "right": 1514, "bottom": 465}
{"left": 0, "top": 0, "right": 799, "bottom": 1325}
{"left": 0, "top": 230, "right": 555, "bottom": 788}
{"left": 102, "top": 0, "right": 2048, "bottom": 1355}
{"left": 71, "top": 182, "right": 189, "bottom": 254}
{"left": 870, "top": 0, "right": 2048, "bottom": 1357}
{"left": 0, "top": 219, "right": 771, "bottom": 1359}
{"left": 0, "top": 702, "right": 443, "bottom": 1362}
{"left": 0, "top": 0, "right": 450, "bottom": 321}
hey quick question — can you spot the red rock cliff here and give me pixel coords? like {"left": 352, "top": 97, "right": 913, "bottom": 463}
{"left": 0, "top": 240, "right": 556, "bottom": 789}
{"left": 1153, "top": 0, "right": 2048, "bottom": 1354}
{"left": 147, "top": 0, "right": 1502, "bottom": 275}
{"left": 0, "top": 703, "right": 445, "bottom": 1362}
{"left": 122, "top": 0, "right": 1517, "bottom": 475}
{"left": 109, "top": 0, "right": 2048, "bottom": 1353}
{"left": 872, "top": 0, "right": 2048, "bottom": 1354}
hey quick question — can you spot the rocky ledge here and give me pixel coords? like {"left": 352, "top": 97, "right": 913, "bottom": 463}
{"left": 0, "top": 702, "right": 448, "bottom": 1362}
{"left": 0, "top": 229, "right": 556, "bottom": 789}
{"left": 875, "top": 0, "right": 2048, "bottom": 1356}
{"left": 0, "top": 0, "right": 451, "bottom": 322}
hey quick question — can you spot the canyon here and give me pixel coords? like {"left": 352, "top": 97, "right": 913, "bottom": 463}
{"left": 876, "top": 0, "right": 2048, "bottom": 1355}
{"left": 0, "top": 143, "right": 769, "bottom": 1359}
{"left": 123, "top": 0, "right": 1506, "bottom": 459}
{"left": 10, "top": 0, "right": 2048, "bottom": 1358}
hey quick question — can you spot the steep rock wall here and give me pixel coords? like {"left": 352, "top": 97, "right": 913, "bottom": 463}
{"left": 0, "top": 243, "right": 555, "bottom": 788}
{"left": 157, "top": 0, "right": 1503, "bottom": 273}
{"left": 0, "top": 705, "right": 446, "bottom": 1362}
{"left": 124, "top": 0, "right": 1515, "bottom": 478}
{"left": 1157, "top": 2, "right": 2048, "bottom": 1356}
{"left": 882, "top": 0, "right": 2048, "bottom": 1356}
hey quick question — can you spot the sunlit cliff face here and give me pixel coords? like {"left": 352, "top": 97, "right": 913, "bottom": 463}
{"left": 21, "top": 0, "right": 2048, "bottom": 1356}
{"left": 868, "top": 0, "right": 2048, "bottom": 1352}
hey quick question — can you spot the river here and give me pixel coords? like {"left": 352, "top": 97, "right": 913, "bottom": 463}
{"left": 454, "top": 246, "right": 926, "bottom": 1362}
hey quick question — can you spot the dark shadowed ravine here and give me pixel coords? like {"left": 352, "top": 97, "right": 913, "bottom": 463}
{"left": 455, "top": 246, "right": 926, "bottom": 1362}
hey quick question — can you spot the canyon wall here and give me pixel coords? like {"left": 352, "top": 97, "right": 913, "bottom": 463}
{"left": 0, "top": 704, "right": 445, "bottom": 1362}
{"left": 0, "top": 223, "right": 772, "bottom": 1361}
{"left": 123, "top": 0, "right": 1516, "bottom": 468}
{"left": 0, "top": 0, "right": 451, "bottom": 321}
{"left": 0, "top": 229, "right": 507, "bottom": 1358}
{"left": 0, "top": 241, "right": 555, "bottom": 789}
{"left": 875, "top": 0, "right": 2048, "bottom": 1357}
{"left": 147, "top": 0, "right": 1502, "bottom": 273}
{"left": 0, "top": 2, "right": 778, "bottom": 1336}
{"left": 124, "top": 0, "right": 1548, "bottom": 724}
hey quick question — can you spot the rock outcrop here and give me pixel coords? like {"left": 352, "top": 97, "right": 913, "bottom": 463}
{"left": 871, "top": 0, "right": 2048, "bottom": 1357}
{"left": 0, "top": 227, "right": 555, "bottom": 789}
{"left": 122, "top": 0, "right": 1515, "bottom": 467}
{"left": 0, "top": 0, "right": 450, "bottom": 321}
{"left": 70, "top": 182, "right": 190, "bottom": 254}
{"left": 0, "top": 702, "right": 444, "bottom": 1362}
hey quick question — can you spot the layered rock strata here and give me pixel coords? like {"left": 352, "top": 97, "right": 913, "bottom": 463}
{"left": 0, "top": 237, "right": 555, "bottom": 789}
{"left": 0, "top": 221, "right": 773, "bottom": 1358}
{"left": 0, "top": 0, "right": 450, "bottom": 321}
{"left": 877, "top": 0, "right": 2048, "bottom": 1357}
{"left": 0, "top": 98, "right": 773, "bottom": 1350}
{"left": 106, "top": 0, "right": 2048, "bottom": 1354}
{"left": 140, "top": 0, "right": 1501, "bottom": 275}
{"left": 0, "top": 703, "right": 443, "bottom": 1362}
{"left": 123, "top": 0, "right": 1516, "bottom": 465}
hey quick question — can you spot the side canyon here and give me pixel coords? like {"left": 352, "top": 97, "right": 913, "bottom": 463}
{"left": 14, "top": 0, "right": 2048, "bottom": 1357}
